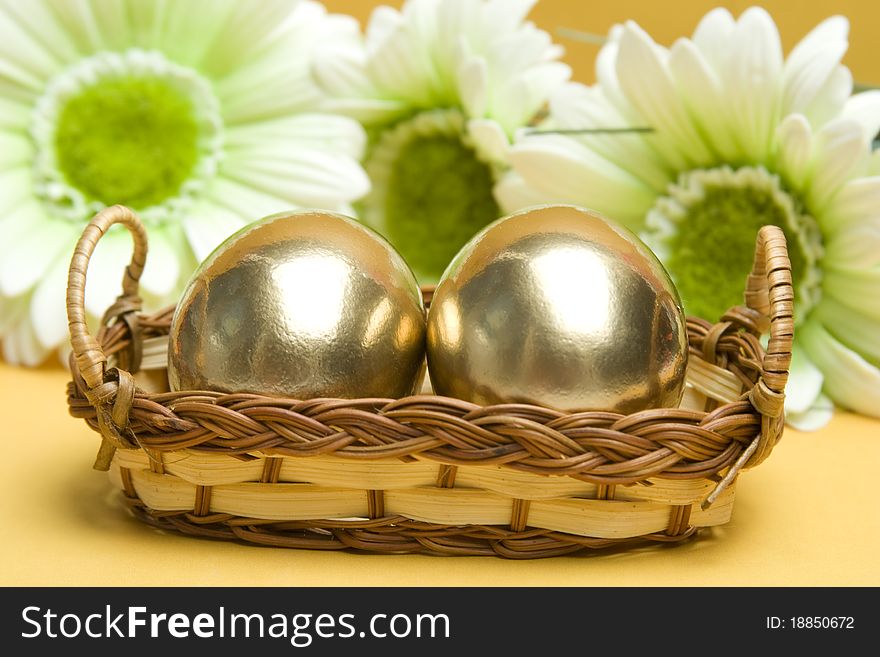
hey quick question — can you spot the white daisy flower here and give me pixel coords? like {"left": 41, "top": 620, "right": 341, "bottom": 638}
{"left": 311, "top": 0, "right": 570, "bottom": 282}
{"left": 500, "top": 7, "right": 880, "bottom": 429}
{"left": 0, "top": 0, "right": 370, "bottom": 366}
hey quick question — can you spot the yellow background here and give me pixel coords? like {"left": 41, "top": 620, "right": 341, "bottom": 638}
{"left": 3, "top": 0, "right": 880, "bottom": 586}
{"left": 2, "top": 360, "right": 879, "bottom": 586}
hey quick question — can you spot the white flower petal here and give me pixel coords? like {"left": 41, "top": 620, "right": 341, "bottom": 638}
{"left": 315, "top": 0, "right": 563, "bottom": 136}
{"left": 83, "top": 0, "right": 134, "bottom": 52}
{"left": 1, "top": 0, "right": 83, "bottom": 66}
{"left": 801, "top": 65, "right": 852, "bottom": 128}
{"left": 216, "top": 57, "right": 321, "bottom": 124}
{"left": 29, "top": 254, "right": 70, "bottom": 351}
{"left": 189, "top": 1, "right": 294, "bottom": 70}
{"left": 226, "top": 114, "right": 367, "bottom": 161}
{"left": 783, "top": 43, "right": 847, "bottom": 117}
{"left": 457, "top": 55, "right": 489, "bottom": 118}
{"left": 212, "top": 2, "right": 356, "bottom": 123}
{"left": 139, "top": 227, "right": 183, "bottom": 299}
{"left": 38, "top": 0, "right": 104, "bottom": 53}
{"left": 513, "top": 60, "right": 571, "bottom": 124}
{"left": 782, "top": 16, "right": 848, "bottom": 116}
{"left": 484, "top": 26, "right": 568, "bottom": 121}
{"left": 312, "top": 39, "right": 377, "bottom": 99}
{"left": 490, "top": 75, "right": 543, "bottom": 135}
{"left": 183, "top": 202, "right": 248, "bottom": 263}
{"left": 807, "top": 118, "right": 868, "bottom": 213}
{"left": 207, "top": 177, "right": 300, "bottom": 222}
{"left": 195, "top": 1, "right": 323, "bottom": 75}
{"left": 0, "top": 55, "right": 45, "bottom": 103}
{"left": 548, "top": 83, "right": 672, "bottom": 192}
{"left": 824, "top": 176, "right": 880, "bottom": 229}
{"left": 493, "top": 171, "right": 558, "bottom": 214}
{"left": 840, "top": 91, "right": 880, "bottom": 147}
{"left": 0, "top": 200, "right": 45, "bottom": 250}
{"left": 785, "top": 393, "right": 834, "bottom": 432}
{"left": 0, "top": 5, "right": 65, "bottom": 83}
{"left": 0, "top": 131, "right": 32, "bottom": 167}
{"left": 509, "top": 137, "right": 656, "bottom": 226}
{"left": 364, "top": 5, "right": 405, "bottom": 51}
{"left": 0, "top": 97, "right": 30, "bottom": 131}
{"left": 594, "top": 26, "right": 630, "bottom": 114}
{"left": 668, "top": 39, "right": 738, "bottom": 161}
{"left": 398, "top": 0, "right": 443, "bottom": 49}
{"left": 799, "top": 321, "right": 880, "bottom": 417}
{"left": 488, "top": 22, "right": 556, "bottom": 74}
{"left": 2, "top": 311, "right": 49, "bottom": 367}
{"left": 615, "top": 22, "right": 713, "bottom": 170}
{"left": 0, "top": 216, "right": 74, "bottom": 297}
{"left": 84, "top": 226, "right": 136, "bottom": 318}
{"left": 785, "top": 347, "right": 825, "bottom": 414}
{"left": 824, "top": 217, "right": 880, "bottom": 270}
{"left": 691, "top": 7, "right": 736, "bottom": 74}
{"left": 814, "top": 296, "right": 880, "bottom": 368}
{"left": 434, "top": 0, "right": 484, "bottom": 84}
{"left": 0, "top": 168, "right": 33, "bottom": 216}
{"left": 723, "top": 7, "right": 783, "bottom": 162}
{"left": 467, "top": 118, "right": 509, "bottom": 164}
{"left": 319, "top": 97, "right": 410, "bottom": 124}
{"left": 223, "top": 147, "right": 370, "bottom": 208}
{"left": 775, "top": 114, "right": 814, "bottom": 192}
{"left": 823, "top": 266, "right": 880, "bottom": 322}
{"left": 366, "top": 15, "right": 442, "bottom": 107}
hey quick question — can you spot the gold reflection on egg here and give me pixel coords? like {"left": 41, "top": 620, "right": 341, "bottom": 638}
{"left": 168, "top": 210, "right": 426, "bottom": 399}
{"left": 426, "top": 205, "right": 688, "bottom": 413}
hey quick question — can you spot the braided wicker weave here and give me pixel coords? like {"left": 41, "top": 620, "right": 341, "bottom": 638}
{"left": 66, "top": 205, "right": 793, "bottom": 558}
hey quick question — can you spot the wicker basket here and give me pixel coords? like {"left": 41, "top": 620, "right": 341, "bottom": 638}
{"left": 66, "top": 205, "right": 793, "bottom": 558}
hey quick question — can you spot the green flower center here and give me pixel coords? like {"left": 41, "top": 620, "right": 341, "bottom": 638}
{"left": 360, "top": 110, "right": 500, "bottom": 283}
{"left": 641, "top": 166, "right": 822, "bottom": 324}
{"left": 31, "top": 49, "right": 223, "bottom": 222}
{"left": 56, "top": 77, "right": 198, "bottom": 208}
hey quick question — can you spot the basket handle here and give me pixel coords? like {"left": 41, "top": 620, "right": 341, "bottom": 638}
{"left": 703, "top": 225, "right": 793, "bottom": 507}
{"left": 67, "top": 204, "right": 147, "bottom": 452}
{"left": 744, "top": 225, "right": 794, "bottom": 421}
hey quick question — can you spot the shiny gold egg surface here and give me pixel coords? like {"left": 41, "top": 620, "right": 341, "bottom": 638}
{"left": 426, "top": 205, "right": 688, "bottom": 413}
{"left": 168, "top": 210, "right": 426, "bottom": 399}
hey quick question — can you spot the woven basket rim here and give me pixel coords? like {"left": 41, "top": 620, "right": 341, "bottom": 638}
{"left": 65, "top": 204, "right": 793, "bottom": 482}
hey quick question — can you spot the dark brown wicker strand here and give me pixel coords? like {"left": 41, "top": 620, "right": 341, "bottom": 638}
{"left": 123, "top": 500, "right": 698, "bottom": 559}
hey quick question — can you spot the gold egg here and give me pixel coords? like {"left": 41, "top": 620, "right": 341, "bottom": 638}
{"left": 426, "top": 205, "right": 688, "bottom": 413}
{"left": 168, "top": 210, "right": 426, "bottom": 399}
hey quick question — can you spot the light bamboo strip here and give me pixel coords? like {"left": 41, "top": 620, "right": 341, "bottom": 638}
{"left": 113, "top": 450, "right": 720, "bottom": 504}
{"left": 138, "top": 341, "right": 742, "bottom": 405}
{"left": 139, "top": 336, "right": 168, "bottom": 371}
{"left": 108, "top": 465, "right": 734, "bottom": 539}
{"left": 382, "top": 488, "right": 734, "bottom": 538}
{"left": 679, "top": 386, "right": 707, "bottom": 412}
{"left": 450, "top": 462, "right": 718, "bottom": 504}
{"left": 529, "top": 496, "right": 732, "bottom": 539}
{"left": 685, "top": 355, "right": 743, "bottom": 404}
